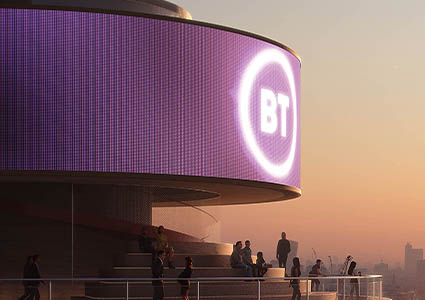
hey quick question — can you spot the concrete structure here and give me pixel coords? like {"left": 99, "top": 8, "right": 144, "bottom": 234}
{"left": 0, "top": 1, "right": 305, "bottom": 299}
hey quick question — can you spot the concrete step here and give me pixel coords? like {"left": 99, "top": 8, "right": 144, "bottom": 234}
{"left": 101, "top": 267, "right": 285, "bottom": 278}
{"left": 127, "top": 241, "right": 233, "bottom": 255}
{"left": 84, "top": 281, "right": 314, "bottom": 298}
{"left": 115, "top": 253, "right": 232, "bottom": 268}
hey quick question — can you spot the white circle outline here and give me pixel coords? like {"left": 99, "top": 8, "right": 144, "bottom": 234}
{"left": 238, "top": 48, "right": 298, "bottom": 178}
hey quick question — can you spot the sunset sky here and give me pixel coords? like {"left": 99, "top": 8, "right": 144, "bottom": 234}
{"left": 171, "top": 0, "right": 425, "bottom": 268}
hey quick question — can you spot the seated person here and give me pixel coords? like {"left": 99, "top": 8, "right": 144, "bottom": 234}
{"left": 230, "top": 241, "right": 252, "bottom": 277}
{"left": 138, "top": 227, "right": 154, "bottom": 253}
{"left": 256, "top": 251, "right": 271, "bottom": 277}
{"left": 241, "top": 240, "right": 256, "bottom": 276}
{"left": 309, "top": 259, "right": 323, "bottom": 291}
{"left": 155, "top": 225, "right": 175, "bottom": 269}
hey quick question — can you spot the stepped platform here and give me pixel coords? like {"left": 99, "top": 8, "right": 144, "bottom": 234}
{"left": 115, "top": 253, "right": 231, "bottom": 267}
{"left": 102, "top": 266, "right": 285, "bottom": 278}
{"left": 70, "top": 238, "right": 338, "bottom": 300}
{"left": 126, "top": 241, "right": 234, "bottom": 255}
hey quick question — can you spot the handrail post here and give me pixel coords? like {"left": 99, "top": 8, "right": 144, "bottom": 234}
{"left": 336, "top": 278, "right": 339, "bottom": 299}
{"left": 358, "top": 277, "right": 361, "bottom": 298}
{"left": 366, "top": 277, "right": 369, "bottom": 300}
{"left": 336, "top": 279, "right": 339, "bottom": 300}
{"left": 126, "top": 280, "right": 129, "bottom": 300}
{"left": 257, "top": 279, "right": 261, "bottom": 300}
{"left": 343, "top": 278, "right": 345, "bottom": 300}
{"left": 372, "top": 279, "right": 375, "bottom": 300}
{"left": 306, "top": 278, "right": 310, "bottom": 300}
{"left": 197, "top": 281, "right": 200, "bottom": 300}
{"left": 379, "top": 278, "right": 382, "bottom": 300}
{"left": 48, "top": 280, "right": 52, "bottom": 300}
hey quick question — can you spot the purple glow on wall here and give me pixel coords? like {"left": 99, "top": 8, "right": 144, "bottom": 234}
{"left": 0, "top": 8, "right": 300, "bottom": 188}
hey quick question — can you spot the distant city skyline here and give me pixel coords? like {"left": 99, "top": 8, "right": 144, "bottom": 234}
{"left": 172, "top": 0, "right": 425, "bottom": 265}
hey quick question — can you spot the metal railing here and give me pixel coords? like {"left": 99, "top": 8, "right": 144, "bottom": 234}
{"left": 0, "top": 275, "right": 384, "bottom": 300}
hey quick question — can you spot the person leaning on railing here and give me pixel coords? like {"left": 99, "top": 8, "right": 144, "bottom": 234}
{"left": 348, "top": 261, "right": 360, "bottom": 300}
{"left": 309, "top": 259, "right": 323, "bottom": 291}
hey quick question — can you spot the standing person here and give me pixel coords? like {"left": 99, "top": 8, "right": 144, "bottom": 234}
{"left": 230, "top": 241, "right": 252, "bottom": 277}
{"left": 348, "top": 261, "right": 360, "bottom": 300}
{"left": 155, "top": 225, "right": 175, "bottom": 269}
{"left": 152, "top": 250, "right": 166, "bottom": 300}
{"left": 28, "top": 255, "right": 44, "bottom": 300}
{"left": 290, "top": 257, "right": 301, "bottom": 300}
{"left": 309, "top": 259, "right": 323, "bottom": 291}
{"left": 178, "top": 257, "right": 193, "bottom": 300}
{"left": 18, "top": 256, "right": 33, "bottom": 300}
{"left": 276, "top": 232, "right": 291, "bottom": 272}
{"left": 241, "top": 240, "right": 256, "bottom": 276}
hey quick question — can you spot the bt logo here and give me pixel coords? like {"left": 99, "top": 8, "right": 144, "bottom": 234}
{"left": 260, "top": 88, "right": 289, "bottom": 137}
{"left": 238, "top": 48, "right": 298, "bottom": 178}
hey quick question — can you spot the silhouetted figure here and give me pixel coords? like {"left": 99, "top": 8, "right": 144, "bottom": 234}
{"left": 241, "top": 240, "right": 256, "bottom": 276}
{"left": 138, "top": 226, "right": 155, "bottom": 262}
{"left": 155, "top": 225, "right": 175, "bottom": 269}
{"left": 348, "top": 261, "right": 360, "bottom": 300}
{"left": 138, "top": 227, "right": 154, "bottom": 253}
{"left": 28, "top": 255, "right": 44, "bottom": 300}
{"left": 309, "top": 259, "right": 323, "bottom": 291}
{"left": 256, "top": 252, "right": 269, "bottom": 277}
{"left": 230, "top": 241, "right": 252, "bottom": 277}
{"left": 276, "top": 232, "right": 291, "bottom": 271}
{"left": 178, "top": 256, "right": 193, "bottom": 300}
{"left": 18, "top": 256, "right": 33, "bottom": 300}
{"left": 152, "top": 250, "right": 166, "bottom": 300}
{"left": 290, "top": 257, "right": 301, "bottom": 300}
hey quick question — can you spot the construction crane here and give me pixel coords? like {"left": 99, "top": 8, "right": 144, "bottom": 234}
{"left": 312, "top": 248, "right": 318, "bottom": 261}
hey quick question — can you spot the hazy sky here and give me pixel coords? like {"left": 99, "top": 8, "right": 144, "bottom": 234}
{"left": 171, "top": 0, "right": 425, "bottom": 268}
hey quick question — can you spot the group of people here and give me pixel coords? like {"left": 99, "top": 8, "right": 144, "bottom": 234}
{"left": 143, "top": 225, "right": 193, "bottom": 300}
{"left": 18, "top": 255, "right": 43, "bottom": 300}
{"left": 15, "top": 228, "right": 361, "bottom": 300}
{"left": 230, "top": 232, "right": 291, "bottom": 277}
{"left": 230, "top": 240, "right": 270, "bottom": 277}
{"left": 290, "top": 258, "right": 360, "bottom": 300}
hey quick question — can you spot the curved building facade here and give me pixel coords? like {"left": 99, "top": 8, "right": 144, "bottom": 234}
{"left": 0, "top": 0, "right": 301, "bottom": 280}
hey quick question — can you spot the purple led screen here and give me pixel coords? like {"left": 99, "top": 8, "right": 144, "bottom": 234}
{"left": 0, "top": 8, "right": 300, "bottom": 188}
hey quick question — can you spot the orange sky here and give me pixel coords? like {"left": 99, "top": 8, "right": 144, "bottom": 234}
{"left": 170, "top": 0, "right": 425, "bottom": 268}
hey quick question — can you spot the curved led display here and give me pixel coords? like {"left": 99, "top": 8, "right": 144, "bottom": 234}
{"left": 0, "top": 8, "right": 301, "bottom": 190}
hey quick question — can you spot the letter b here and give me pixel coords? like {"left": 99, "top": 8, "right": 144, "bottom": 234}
{"left": 261, "top": 88, "right": 278, "bottom": 134}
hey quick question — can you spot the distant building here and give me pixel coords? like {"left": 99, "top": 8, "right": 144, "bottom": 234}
{"left": 417, "top": 259, "right": 425, "bottom": 277}
{"left": 374, "top": 261, "right": 389, "bottom": 275}
{"left": 405, "top": 242, "right": 424, "bottom": 275}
